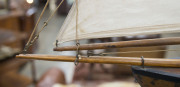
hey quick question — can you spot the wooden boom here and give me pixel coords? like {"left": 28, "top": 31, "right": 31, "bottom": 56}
{"left": 54, "top": 37, "right": 180, "bottom": 51}
{"left": 16, "top": 54, "right": 180, "bottom": 68}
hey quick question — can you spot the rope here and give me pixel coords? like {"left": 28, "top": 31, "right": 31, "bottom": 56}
{"left": 75, "top": 0, "right": 81, "bottom": 66}
{"left": 25, "top": 0, "right": 50, "bottom": 50}
{"left": 99, "top": 49, "right": 180, "bottom": 56}
{"left": 37, "top": 0, "right": 65, "bottom": 35}
{"left": 23, "top": 0, "right": 64, "bottom": 52}
{"left": 75, "top": 0, "right": 79, "bottom": 44}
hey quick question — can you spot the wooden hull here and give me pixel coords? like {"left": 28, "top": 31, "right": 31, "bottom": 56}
{"left": 132, "top": 66, "right": 180, "bottom": 87}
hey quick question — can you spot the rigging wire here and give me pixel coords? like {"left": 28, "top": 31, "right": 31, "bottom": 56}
{"left": 23, "top": 0, "right": 65, "bottom": 53}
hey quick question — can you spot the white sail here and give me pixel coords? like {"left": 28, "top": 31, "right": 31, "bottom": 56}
{"left": 56, "top": 0, "right": 180, "bottom": 43}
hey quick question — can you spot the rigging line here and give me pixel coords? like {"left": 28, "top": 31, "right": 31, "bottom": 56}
{"left": 75, "top": 0, "right": 79, "bottom": 44}
{"left": 75, "top": 0, "right": 80, "bottom": 66}
{"left": 37, "top": 0, "right": 65, "bottom": 35}
{"left": 98, "top": 49, "right": 180, "bottom": 56}
{"left": 23, "top": 0, "right": 65, "bottom": 53}
{"left": 24, "top": 0, "right": 50, "bottom": 50}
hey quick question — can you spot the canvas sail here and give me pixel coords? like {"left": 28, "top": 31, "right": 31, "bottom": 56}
{"left": 56, "top": 0, "right": 180, "bottom": 43}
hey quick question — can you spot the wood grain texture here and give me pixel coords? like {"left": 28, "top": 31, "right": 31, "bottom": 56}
{"left": 54, "top": 37, "right": 180, "bottom": 51}
{"left": 16, "top": 54, "right": 180, "bottom": 68}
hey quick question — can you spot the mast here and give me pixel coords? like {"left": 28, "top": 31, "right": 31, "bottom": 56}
{"left": 54, "top": 37, "right": 180, "bottom": 51}
{"left": 16, "top": 54, "right": 180, "bottom": 68}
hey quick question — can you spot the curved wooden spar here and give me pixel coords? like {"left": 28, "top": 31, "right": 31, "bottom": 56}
{"left": 16, "top": 54, "right": 180, "bottom": 68}
{"left": 54, "top": 37, "right": 180, "bottom": 51}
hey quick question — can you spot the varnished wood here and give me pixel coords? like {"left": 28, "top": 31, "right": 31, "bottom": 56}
{"left": 16, "top": 54, "right": 180, "bottom": 68}
{"left": 54, "top": 37, "right": 180, "bottom": 51}
{"left": 132, "top": 66, "right": 180, "bottom": 87}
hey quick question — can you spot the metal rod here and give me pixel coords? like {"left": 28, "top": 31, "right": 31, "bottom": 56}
{"left": 16, "top": 54, "right": 180, "bottom": 68}
{"left": 54, "top": 37, "right": 180, "bottom": 51}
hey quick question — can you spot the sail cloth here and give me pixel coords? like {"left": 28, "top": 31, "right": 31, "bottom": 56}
{"left": 56, "top": 0, "right": 180, "bottom": 43}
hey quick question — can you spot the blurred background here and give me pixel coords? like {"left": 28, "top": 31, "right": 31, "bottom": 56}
{"left": 0, "top": 0, "right": 180, "bottom": 87}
